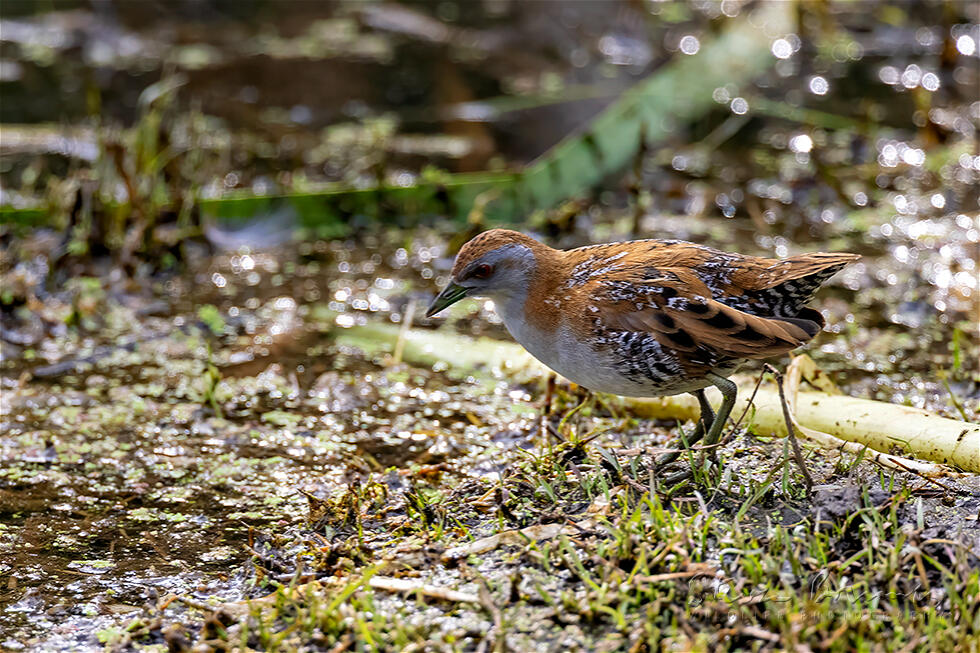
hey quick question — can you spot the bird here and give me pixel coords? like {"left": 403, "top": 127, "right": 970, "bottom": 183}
{"left": 426, "top": 229, "right": 859, "bottom": 463}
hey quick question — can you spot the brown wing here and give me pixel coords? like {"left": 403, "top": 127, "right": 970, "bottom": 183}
{"left": 565, "top": 240, "right": 858, "bottom": 299}
{"left": 729, "top": 252, "right": 861, "bottom": 291}
{"left": 598, "top": 268, "right": 821, "bottom": 360}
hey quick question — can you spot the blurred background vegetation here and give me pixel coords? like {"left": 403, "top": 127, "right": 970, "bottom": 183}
{"left": 2, "top": 1, "right": 977, "bottom": 233}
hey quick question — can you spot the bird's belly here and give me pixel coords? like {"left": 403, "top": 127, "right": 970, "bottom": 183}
{"left": 502, "top": 318, "right": 709, "bottom": 397}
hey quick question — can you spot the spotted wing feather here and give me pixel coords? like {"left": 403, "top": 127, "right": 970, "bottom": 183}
{"left": 730, "top": 253, "right": 861, "bottom": 290}
{"left": 599, "top": 269, "right": 821, "bottom": 359}
{"left": 720, "top": 253, "right": 860, "bottom": 317}
{"left": 566, "top": 241, "right": 857, "bottom": 318}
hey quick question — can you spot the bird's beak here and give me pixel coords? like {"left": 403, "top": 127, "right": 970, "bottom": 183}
{"left": 425, "top": 282, "right": 468, "bottom": 318}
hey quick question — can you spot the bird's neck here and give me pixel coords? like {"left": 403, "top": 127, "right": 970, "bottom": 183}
{"left": 496, "top": 241, "right": 565, "bottom": 335}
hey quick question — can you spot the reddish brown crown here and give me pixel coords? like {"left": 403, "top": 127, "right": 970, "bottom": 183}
{"left": 450, "top": 229, "right": 551, "bottom": 279}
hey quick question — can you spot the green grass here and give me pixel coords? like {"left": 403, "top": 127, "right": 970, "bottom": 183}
{"left": 135, "top": 417, "right": 980, "bottom": 652}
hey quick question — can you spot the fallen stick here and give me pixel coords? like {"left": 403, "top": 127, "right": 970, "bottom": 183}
{"left": 442, "top": 522, "right": 593, "bottom": 563}
{"left": 625, "top": 373, "right": 978, "bottom": 474}
{"left": 323, "top": 318, "right": 979, "bottom": 473}
{"left": 365, "top": 575, "right": 479, "bottom": 603}
{"left": 204, "top": 569, "right": 480, "bottom": 618}
{"left": 442, "top": 492, "right": 617, "bottom": 562}
{"left": 442, "top": 523, "right": 566, "bottom": 562}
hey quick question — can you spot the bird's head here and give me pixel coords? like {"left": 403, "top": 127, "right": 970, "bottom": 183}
{"left": 425, "top": 229, "right": 546, "bottom": 318}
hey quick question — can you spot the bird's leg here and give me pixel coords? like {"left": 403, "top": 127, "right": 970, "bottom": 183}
{"left": 538, "top": 372, "right": 557, "bottom": 442}
{"left": 655, "top": 389, "right": 714, "bottom": 467}
{"left": 764, "top": 363, "right": 814, "bottom": 493}
{"left": 695, "top": 389, "right": 716, "bottom": 436}
{"left": 659, "top": 376, "right": 737, "bottom": 488}
{"left": 702, "top": 372, "right": 737, "bottom": 448}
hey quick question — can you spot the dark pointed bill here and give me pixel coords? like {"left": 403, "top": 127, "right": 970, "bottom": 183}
{"left": 425, "top": 282, "right": 468, "bottom": 317}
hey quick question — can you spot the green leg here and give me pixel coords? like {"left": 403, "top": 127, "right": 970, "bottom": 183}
{"left": 660, "top": 375, "right": 737, "bottom": 487}
{"left": 702, "top": 372, "right": 737, "bottom": 448}
{"left": 694, "top": 389, "right": 715, "bottom": 435}
{"left": 656, "top": 389, "right": 715, "bottom": 467}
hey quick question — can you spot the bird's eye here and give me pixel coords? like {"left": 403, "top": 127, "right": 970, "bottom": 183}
{"left": 472, "top": 263, "right": 494, "bottom": 279}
